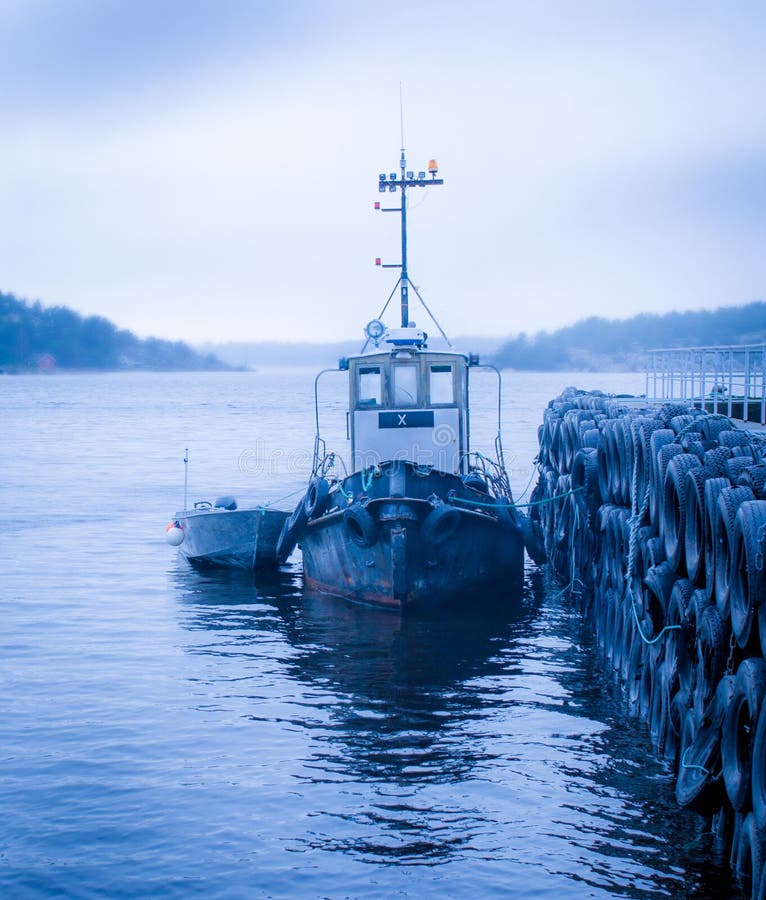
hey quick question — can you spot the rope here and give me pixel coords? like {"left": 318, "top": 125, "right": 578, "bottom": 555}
{"left": 449, "top": 486, "right": 584, "bottom": 511}
{"left": 679, "top": 746, "right": 709, "bottom": 776}
{"left": 261, "top": 485, "right": 307, "bottom": 510}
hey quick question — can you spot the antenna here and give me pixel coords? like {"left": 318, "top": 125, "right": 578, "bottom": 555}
{"left": 399, "top": 82, "right": 405, "bottom": 152}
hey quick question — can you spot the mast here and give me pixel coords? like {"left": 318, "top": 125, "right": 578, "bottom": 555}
{"left": 377, "top": 154, "right": 443, "bottom": 328}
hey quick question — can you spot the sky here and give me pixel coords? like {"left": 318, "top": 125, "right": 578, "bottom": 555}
{"left": 0, "top": 0, "right": 764, "bottom": 344}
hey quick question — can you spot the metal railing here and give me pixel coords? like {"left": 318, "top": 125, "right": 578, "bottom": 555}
{"left": 645, "top": 344, "right": 766, "bottom": 424}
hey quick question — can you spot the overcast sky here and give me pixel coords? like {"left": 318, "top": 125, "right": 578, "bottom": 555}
{"left": 1, "top": 1, "right": 764, "bottom": 344}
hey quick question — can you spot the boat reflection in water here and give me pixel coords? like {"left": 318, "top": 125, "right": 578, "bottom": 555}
{"left": 169, "top": 563, "right": 731, "bottom": 893}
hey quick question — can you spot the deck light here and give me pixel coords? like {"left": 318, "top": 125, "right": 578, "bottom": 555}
{"left": 418, "top": 171, "right": 426, "bottom": 180}
{"left": 390, "top": 173, "right": 397, "bottom": 180}
{"left": 374, "top": 202, "right": 380, "bottom": 210}
{"left": 428, "top": 159, "right": 438, "bottom": 177}
{"left": 379, "top": 174, "right": 386, "bottom": 181}
{"left": 375, "top": 258, "right": 381, "bottom": 266}
{"left": 378, "top": 183, "right": 386, "bottom": 192}
{"left": 406, "top": 171, "right": 413, "bottom": 179}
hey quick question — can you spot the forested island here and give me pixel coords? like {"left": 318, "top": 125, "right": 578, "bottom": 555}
{"left": 0, "top": 292, "right": 232, "bottom": 372}
{"left": 2, "top": 289, "right": 763, "bottom": 373}
{"left": 491, "top": 302, "right": 766, "bottom": 371}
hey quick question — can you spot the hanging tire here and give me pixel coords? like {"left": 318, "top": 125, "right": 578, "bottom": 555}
{"left": 421, "top": 504, "right": 460, "bottom": 547}
{"left": 730, "top": 501, "right": 766, "bottom": 649}
{"left": 723, "top": 657, "right": 766, "bottom": 812}
{"left": 643, "top": 561, "right": 676, "bottom": 637}
{"left": 684, "top": 468, "right": 708, "bottom": 585}
{"left": 520, "top": 514, "right": 547, "bottom": 565}
{"left": 656, "top": 443, "right": 684, "bottom": 539}
{"left": 662, "top": 453, "right": 702, "bottom": 571}
{"left": 716, "top": 486, "right": 756, "bottom": 620}
{"left": 277, "top": 494, "right": 309, "bottom": 560}
{"left": 303, "top": 476, "right": 330, "bottom": 519}
{"left": 752, "top": 700, "right": 766, "bottom": 833}
{"left": 676, "top": 674, "right": 736, "bottom": 813}
{"left": 733, "top": 811, "right": 766, "bottom": 897}
{"left": 694, "top": 605, "right": 730, "bottom": 712}
{"left": 343, "top": 505, "right": 378, "bottom": 548}
{"left": 649, "top": 429, "right": 675, "bottom": 527}
{"left": 704, "top": 477, "right": 731, "bottom": 602}
{"left": 678, "top": 588, "right": 710, "bottom": 700}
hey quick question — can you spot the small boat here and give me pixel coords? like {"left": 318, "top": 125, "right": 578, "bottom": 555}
{"left": 165, "top": 450, "right": 290, "bottom": 570}
{"left": 167, "top": 497, "right": 289, "bottom": 570}
{"left": 277, "top": 149, "right": 545, "bottom": 610}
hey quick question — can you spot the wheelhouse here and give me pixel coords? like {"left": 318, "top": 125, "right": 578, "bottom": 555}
{"left": 348, "top": 348, "right": 469, "bottom": 473}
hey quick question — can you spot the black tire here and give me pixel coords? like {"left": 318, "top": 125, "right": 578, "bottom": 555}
{"left": 656, "top": 443, "right": 684, "bottom": 539}
{"left": 702, "top": 416, "right": 734, "bottom": 442}
{"left": 730, "top": 501, "right": 766, "bottom": 648}
{"left": 705, "top": 444, "right": 733, "bottom": 476}
{"left": 694, "top": 605, "right": 731, "bottom": 713}
{"left": 421, "top": 504, "right": 460, "bottom": 547}
{"left": 662, "top": 453, "right": 702, "bottom": 572}
{"left": 649, "top": 429, "right": 676, "bottom": 528}
{"left": 275, "top": 516, "right": 297, "bottom": 563}
{"left": 633, "top": 418, "right": 664, "bottom": 514}
{"left": 739, "top": 465, "right": 766, "bottom": 498}
{"left": 676, "top": 674, "right": 736, "bottom": 813}
{"left": 721, "top": 429, "right": 752, "bottom": 448}
{"left": 727, "top": 456, "right": 756, "bottom": 483}
{"left": 684, "top": 468, "right": 708, "bottom": 585}
{"left": 678, "top": 588, "right": 710, "bottom": 700}
{"left": 597, "top": 422, "right": 617, "bottom": 504}
{"left": 704, "top": 477, "right": 731, "bottom": 602}
{"left": 643, "top": 561, "right": 676, "bottom": 636}
{"left": 520, "top": 514, "right": 547, "bottom": 566}
{"left": 734, "top": 811, "right": 766, "bottom": 898}
{"left": 571, "top": 448, "right": 601, "bottom": 523}
{"left": 304, "top": 476, "right": 331, "bottom": 519}
{"left": 723, "top": 657, "right": 766, "bottom": 812}
{"left": 716, "top": 486, "right": 756, "bottom": 620}
{"left": 751, "top": 699, "right": 766, "bottom": 833}
{"left": 343, "top": 505, "right": 378, "bottom": 548}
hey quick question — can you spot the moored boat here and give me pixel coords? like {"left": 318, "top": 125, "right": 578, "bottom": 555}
{"left": 167, "top": 499, "right": 289, "bottom": 570}
{"left": 278, "top": 148, "right": 544, "bottom": 609}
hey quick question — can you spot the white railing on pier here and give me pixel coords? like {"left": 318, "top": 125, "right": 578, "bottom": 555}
{"left": 645, "top": 344, "right": 766, "bottom": 425}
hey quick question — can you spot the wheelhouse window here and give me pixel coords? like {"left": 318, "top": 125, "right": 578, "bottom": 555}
{"left": 429, "top": 365, "right": 454, "bottom": 404}
{"left": 358, "top": 366, "right": 382, "bottom": 407}
{"left": 393, "top": 363, "right": 418, "bottom": 406}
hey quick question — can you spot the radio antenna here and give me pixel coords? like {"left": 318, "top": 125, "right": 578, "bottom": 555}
{"left": 399, "top": 82, "right": 405, "bottom": 152}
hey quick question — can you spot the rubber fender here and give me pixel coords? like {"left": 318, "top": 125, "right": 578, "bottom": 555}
{"left": 275, "top": 517, "right": 296, "bottom": 563}
{"left": 421, "top": 504, "right": 461, "bottom": 547}
{"left": 730, "top": 501, "right": 766, "bottom": 648}
{"left": 520, "top": 514, "right": 547, "bottom": 565}
{"left": 676, "top": 674, "right": 736, "bottom": 814}
{"left": 723, "top": 657, "right": 766, "bottom": 811}
{"left": 751, "top": 699, "right": 766, "bottom": 833}
{"left": 343, "top": 505, "right": 378, "bottom": 548}
{"left": 715, "top": 486, "right": 756, "bottom": 620}
{"left": 304, "top": 476, "right": 330, "bottom": 519}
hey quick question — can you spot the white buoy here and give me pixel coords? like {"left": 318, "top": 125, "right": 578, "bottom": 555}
{"left": 165, "top": 522, "right": 185, "bottom": 546}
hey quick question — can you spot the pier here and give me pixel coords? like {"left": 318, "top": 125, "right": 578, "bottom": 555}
{"left": 534, "top": 387, "right": 766, "bottom": 895}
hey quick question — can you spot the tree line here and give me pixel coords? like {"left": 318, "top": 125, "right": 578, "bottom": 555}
{"left": 0, "top": 292, "right": 232, "bottom": 371}
{"left": 491, "top": 302, "right": 766, "bottom": 370}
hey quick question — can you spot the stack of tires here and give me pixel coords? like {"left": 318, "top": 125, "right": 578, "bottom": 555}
{"left": 533, "top": 388, "right": 766, "bottom": 896}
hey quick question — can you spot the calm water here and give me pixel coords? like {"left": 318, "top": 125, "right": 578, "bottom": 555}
{"left": 1, "top": 370, "right": 740, "bottom": 898}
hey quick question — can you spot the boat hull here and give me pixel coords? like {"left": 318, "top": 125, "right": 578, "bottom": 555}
{"left": 174, "top": 507, "right": 289, "bottom": 570}
{"left": 296, "top": 463, "right": 525, "bottom": 610}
